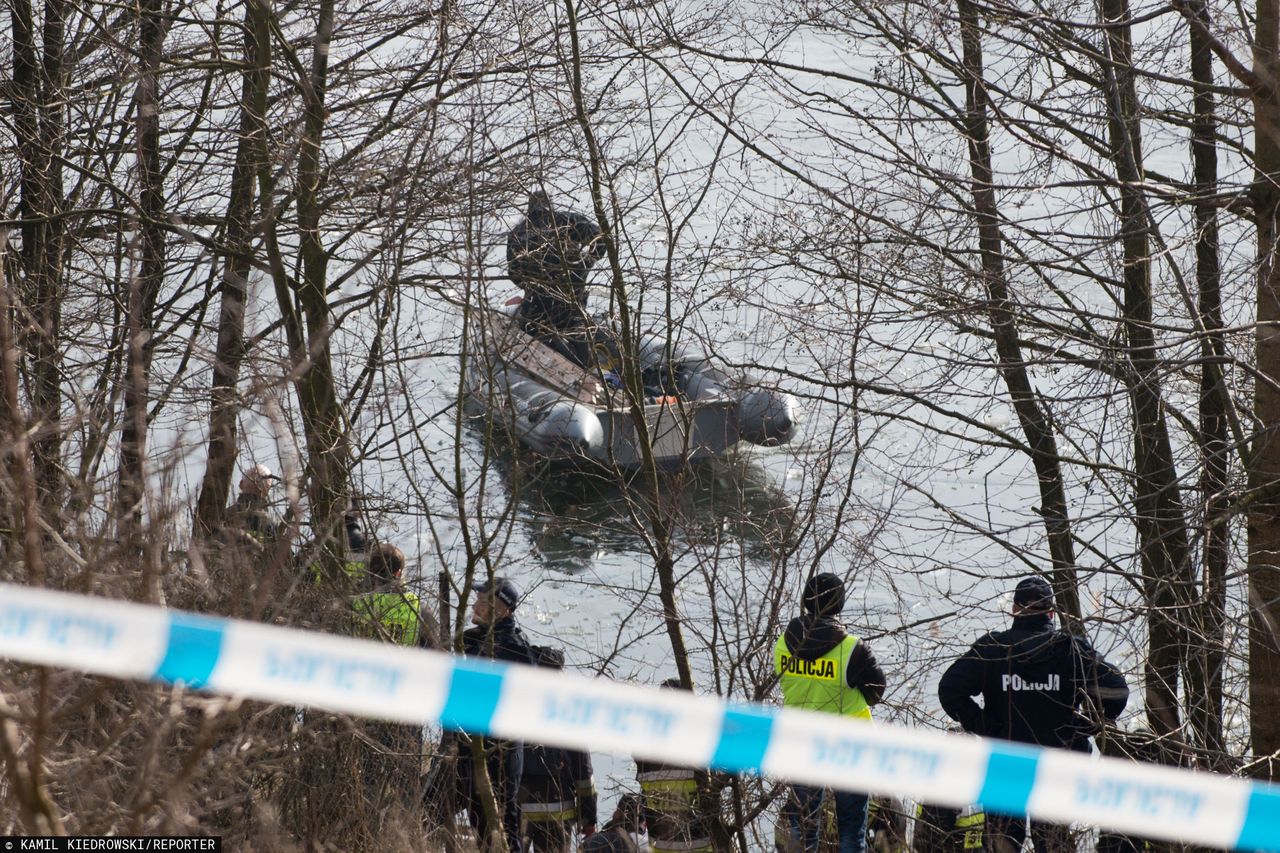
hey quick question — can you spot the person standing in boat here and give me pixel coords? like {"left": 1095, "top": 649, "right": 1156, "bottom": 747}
{"left": 507, "top": 190, "right": 607, "bottom": 367}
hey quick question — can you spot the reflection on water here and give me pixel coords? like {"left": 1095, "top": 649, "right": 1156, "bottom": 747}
{"left": 490, "top": 448, "right": 796, "bottom": 574}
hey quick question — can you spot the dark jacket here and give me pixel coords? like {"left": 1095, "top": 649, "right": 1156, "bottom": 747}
{"left": 522, "top": 742, "right": 598, "bottom": 825}
{"left": 583, "top": 827, "right": 640, "bottom": 853}
{"left": 912, "top": 803, "right": 984, "bottom": 853}
{"left": 507, "top": 204, "right": 606, "bottom": 330}
{"left": 462, "top": 616, "right": 536, "bottom": 666}
{"left": 458, "top": 617, "right": 535, "bottom": 763}
{"left": 345, "top": 515, "right": 366, "bottom": 553}
{"left": 634, "top": 757, "right": 716, "bottom": 853}
{"left": 230, "top": 493, "right": 282, "bottom": 543}
{"left": 938, "top": 614, "right": 1129, "bottom": 751}
{"left": 782, "top": 615, "right": 887, "bottom": 704}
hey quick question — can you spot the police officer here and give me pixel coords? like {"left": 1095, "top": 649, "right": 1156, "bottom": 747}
{"left": 520, "top": 647, "right": 598, "bottom": 852}
{"left": 460, "top": 576, "right": 536, "bottom": 852}
{"left": 351, "top": 544, "right": 425, "bottom": 808}
{"left": 507, "top": 191, "right": 607, "bottom": 366}
{"left": 938, "top": 576, "right": 1129, "bottom": 853}
{"left": 635, "top": 680, "right": 721, "bottom": 853}
{"left": 775, "top": 572, "right": 887, "bottom": 853}
{"left": 911, "top": 729, "right": 984, "bottom": 853}
{"left": 911, "top": 802, "right": 984, "bottom": 853}
{"left": 777, "top": 796, "right": 907, "bottom": 853}
{"left": 351, "top": 543, "right": 424, "bottom": 646}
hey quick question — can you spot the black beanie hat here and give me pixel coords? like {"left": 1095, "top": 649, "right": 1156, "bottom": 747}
{"left": 1013, "top": 576, "right": 1055, "bottom": 613}
{"left": 802, "top": 573, "right": 846, "bottom": 616}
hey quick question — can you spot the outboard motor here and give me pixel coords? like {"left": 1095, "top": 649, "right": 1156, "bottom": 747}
{"left": 635, "top": 332, "right": 796, "bottom": 445}
{"left": 637, "top": 338, "right": 728, "bottom": 401}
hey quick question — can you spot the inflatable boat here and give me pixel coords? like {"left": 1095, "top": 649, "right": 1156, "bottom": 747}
{"left": 464, "top": 303, "right": 796, "bottom": 468}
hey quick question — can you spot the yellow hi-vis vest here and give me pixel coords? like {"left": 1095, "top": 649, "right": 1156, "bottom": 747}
{"left": 636, "top": 766, "right": 714, "bottom": 853}
{"left": 310, "top": 552, "right": 368, "bottom": 586}
{"left": 956, "top": 805, "right": 984, "bottom": 850}
{"left": 774, "top": 634, "right": 872, "bottom": 720}
{"left": 521, "top": 798, "right": 577, "bottom": 823}
{"left": 352, "top": 591, "right": 420, "bottom": 646}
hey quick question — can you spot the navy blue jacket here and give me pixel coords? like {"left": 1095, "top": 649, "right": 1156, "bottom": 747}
{"left": 938, "top": 615, "right": 1128, "bottom": 751}
{"left": 461, "top": 616, "right": 536, "bottom": 666}
{"left": 458, "top": 617, "right": 535, "bottom": 755}
{"left": 522, "top": 742, "right": 598, "bottom": 825}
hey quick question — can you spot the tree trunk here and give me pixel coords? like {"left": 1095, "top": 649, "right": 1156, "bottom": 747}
{"left": 1249, "top": 0, "right": 1280, "bottom": 782}
{"left": 561, "top": 0, "right": 698, "bottom": 693}
{"left": 1186, "top": 0, "right": 1228, "bottom": 768}
{"left": 293, "top": 0, "right": 352, "bottom": 574}
{"left": 1099, "top": 0, "right": 1195, "bottom": 740}
{"left": 956, "top": 0, "right": 1083, "bottom": 631}
{"left": 0, "top": 237, "right": 45, "bottom": 585}
{"left": 12, "top": 0, "right": 66, "bottom": 521}
{"left": 193, "top": 0, "right": 267, "bottom": 537}
{"left": 118, "top": 0, "right": 167, "bottom": 600}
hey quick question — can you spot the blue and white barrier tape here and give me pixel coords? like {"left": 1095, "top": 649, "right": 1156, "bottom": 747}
{"left": 1, "top": 583, "right": 1277, "bottom": 850}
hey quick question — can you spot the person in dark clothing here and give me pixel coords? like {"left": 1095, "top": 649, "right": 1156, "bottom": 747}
{"left": 210, "top": 464, "right": 286, "bottom": 611}
{"left": 229, "top": 464, "right": 283, "bottom": 545}
{"left": 775, "top": 572, "right": 888, "bottom": 853}
{"left": 308, "top": 507, "right": 370, "bottom": 585}
{"left": 507, "top": 191, "right": 607, "bottom": 367}
{"left": 583, "top": 793, "right": 647, "bottom": 853}
{"left": 911, "top": 729, "right": 984, "bottom": 853}
{"left": 938, "top": 576, "right": 1129, "bottom": 853}
{"left": 635, "top": 679, "right": 723, "bottom": 853}
{"left": 521, "top": 647, "right": 598, "bottom": 852}
{"left": 460, "top": 576, "right": 536, "bottom": 853}
{"left": 911, "top": 802, "right": 984, "bottom": 853}
{"left": 342, "top": 509, "right": 367, "bottom": 576}
{"left": 777, "top": 795, "right": 908, "bottom": 853}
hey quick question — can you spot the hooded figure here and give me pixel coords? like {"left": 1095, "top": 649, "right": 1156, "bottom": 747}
{"left": 774, "top": 572, "right": 887, "bottom": 853}
{"left": 506, "top": 191, "right": 607, "bottom": 366}
{"left": 778, "top": 573, "right": 887, "bottom": 713}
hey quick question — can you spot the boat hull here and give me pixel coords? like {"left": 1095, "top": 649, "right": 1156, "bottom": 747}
{"left": 465, "top": 309, "right": 793, "bottom": 468}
